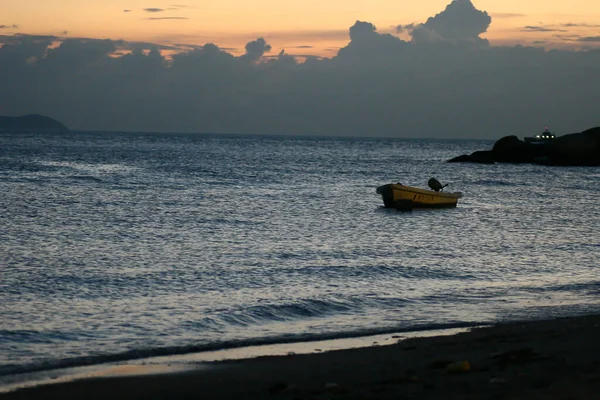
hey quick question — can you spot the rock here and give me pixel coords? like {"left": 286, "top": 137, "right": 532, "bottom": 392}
{"left": 447, "top": 154, "right": 472, "bottom": 163}
{"left": 491, "top": 135, "right": 550, "bottom": 163}
{"left": 543, "top": 128, "right": 600, "bottom": 166}
{"left": 492, "top": 135, "right": 522, "bottom": 152}
{"left": 447, "top": 127, "right": 600, "bottom": 166}
{"left": 445, "top": 360, "right": 471, "bottom": 373}
{"left": 268, "top": 382, "right": 297, "bottom": 395}
{"left": 429, "top": 360, "right": 452, "bottom": 369}
{"left": 446, "top": 151, "right": 494, "bottom": 164}
{"left": 468, "top": 150, "right": 495, "bottom": 164}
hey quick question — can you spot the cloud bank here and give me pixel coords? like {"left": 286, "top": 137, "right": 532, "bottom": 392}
{"left": 1, "top": 0, "right": 599, "bottom": 139}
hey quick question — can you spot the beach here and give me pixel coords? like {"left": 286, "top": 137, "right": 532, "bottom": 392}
{"left": 3, "top": 314, "right": 600, "bottom": 399}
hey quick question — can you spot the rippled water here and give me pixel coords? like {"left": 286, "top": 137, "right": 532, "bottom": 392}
{"left": 1, "top": 131, "right": 599, "bottom": 375}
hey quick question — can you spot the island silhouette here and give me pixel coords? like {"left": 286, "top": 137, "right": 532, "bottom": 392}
{"left": 0, "top": 114, "right": 69, "bottom": 132}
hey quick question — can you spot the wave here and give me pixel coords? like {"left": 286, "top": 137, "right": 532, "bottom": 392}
{"left": 217, "top": 298, "right": 359, "bottom": 327}
{"left": 68, "top": 175, "right": 104, "bottom": 183}
{"left": 0, "top": 320, "right": 484, "bottom": 377}
{"left": 469, "top": 179, "right": 515, "bottom": 186}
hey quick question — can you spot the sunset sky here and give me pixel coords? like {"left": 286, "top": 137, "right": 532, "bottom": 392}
{"left": 2, "top": 0, "right": 599, "bottom": 137}
{"left": 3, "top": 0, "right": 600, "bottom": 56}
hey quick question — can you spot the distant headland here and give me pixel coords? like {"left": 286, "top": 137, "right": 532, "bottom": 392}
{"left": 448, "top": 126, "right": 600, "bottom": 166}
{"left": 0, "top": 114, "right": 69, "bottom": 132}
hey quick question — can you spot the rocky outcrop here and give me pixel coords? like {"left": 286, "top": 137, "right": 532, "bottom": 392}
{"left": 542, "top": 127, "right": 600, "bottom": 166}
{"left": 0, "top": 114, "right": 69, "bottom": 132}
{"left": 448, "top": 127, "right": 600, "bottom": 166}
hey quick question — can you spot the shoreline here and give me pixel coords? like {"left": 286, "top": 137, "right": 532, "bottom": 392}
{"left": 1, "top": 321, "right": 484, "bottom": 378}
{"left": 3, "top": 314, "right": 600, "bottom": 399}
{"left": 0, "top": 326, "right": 472, "bottom": 394}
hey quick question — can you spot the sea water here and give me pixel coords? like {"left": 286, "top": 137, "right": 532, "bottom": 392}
{"left": 1, "top": 131, "right": 599, "bottom": 376}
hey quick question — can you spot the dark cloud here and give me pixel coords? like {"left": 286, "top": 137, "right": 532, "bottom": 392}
{"left": 562, "top": 23, "right": 600, "bottom": 28}
{"left": 349, "top": 21, "right": 376, "bottom": 40}
{"left": 578, "top": 36, "right": 600, "bottom": 42}
{"left": 124, "top": 10, "right": 132, "bottom": 13}
{"left": 337, "top": 21, "right": 407, "bottom": 62}
{"left": 396, "top": 23, "right": 415, "bottom": 34}
{"left": 145, "top": 17, "right": 190, "bottom": 20}
{"left": 268, "top": 50, "right": 297, "bottom": 66}
{"left": 0, "top": 34, "right": 55, "bottom": 73}
{"left": 240, "top": 37, "right": 271, "bottom": 63}
{"left": 410, "top": 0, "right": 491, "bottom": 46}
{"left": 0, "top": 24, "right": 19, "bottom": 29}
{"left": 0, "top": 33, "right": 57, "bottom": 43}
{"left": 554, "top": 34, "right": 581, "bottom": 38}
{"left": 144, "top": 8, "right": 164, "bottom": 13}
{"left": 41, "top": 39, "right": 116, "bottom": 68}
{"left": 522, "top": 26, "right": 568, "bottom": 33}
{"left": 1, "top": 1, "right": 599, "bottom": 139}
{"left": 290, "top": 53, "right": 323, "bottom": 60}
{"left": 173, "top": 43, "right": 205, "bottom": 50}
{"left": 293, "top": 45, "right": 313, "bottom": 49}
{"left": 119, "top": 40, "right": 179, "bottom": 51}
{"left": 491, "top": 13, "right": 525, "bottom": 19}
{"left": 260, "top": 29, "right": 348, "bottom": 42}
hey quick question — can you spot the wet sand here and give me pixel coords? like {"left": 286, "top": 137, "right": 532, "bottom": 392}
{"left": 3, "top": 314, "right": 600, "bottom": 399}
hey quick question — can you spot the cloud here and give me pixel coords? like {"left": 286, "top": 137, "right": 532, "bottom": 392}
{"left": 0, "top": 33, "right": 57, "bottom": 42}
{"left": 261, "top": 29, "right": 349, "bottom": 42}
{"left": 1, "top": 1, "right": 600, "bottom": 139}
{"left": 0, "top": 24, "right": 19, "bottom": 29}
{"left": 409, "top": 0, "right": 491, "bottom": 46}
{"left": 522, "top": 26, "right": 568, "bottom": 33}
{"left": 239, "top": 37, "right": 271, "bottom": 63}
{"left": 562, "top": 23, "right": 600, "bottom": 28}
{"left": 0, "top": 34, "right": 55, "bottom": 71}
{"left": 396, "top": 23, "right": 415, "bottom": 34}
{"left": 553, "top": 34, "right": 581, "bottom": 39}
{"left": 349, "top": 20, "right": 376, "bottom": 40}
{"left": 41, "top": 39, "right": 116, "bottom": 68}
{"left": 145, "top": 17, "right": 190, "bottom": 20}
{"left": 143, "top": 8, "right": 164, "bottom": 13}
{"left": 336, "top": 20, "right": 407, "bottom": 62}
{"left": 124, "top": 10, "right": 132, "bottom": 13}
{"left": 117, "top": 40, "right": 179, "bottom": 51}
{"left": 491, "top": 13, "right": 525, "bottom": 19}
{"left": 578, "top": 36, "right": 600, "bottom": 42}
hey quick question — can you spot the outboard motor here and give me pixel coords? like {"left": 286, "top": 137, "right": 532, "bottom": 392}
{"left": 428, "top": 177, "right": 448, "bottom": 192}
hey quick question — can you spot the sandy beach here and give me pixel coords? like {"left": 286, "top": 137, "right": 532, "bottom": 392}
{"left": 3, "top": 314, "right": 600, "bottom": 399}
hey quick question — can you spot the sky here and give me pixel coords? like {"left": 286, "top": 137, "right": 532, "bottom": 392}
{"left": 4, "top": 0, "right": 600, "bottom": 55}
{"left": 1, "top": 0, "right": 600, "bottom": 138}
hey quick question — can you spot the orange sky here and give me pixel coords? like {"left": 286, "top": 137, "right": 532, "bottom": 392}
{"left": 3, "top": 0, "right": 600, "bottom": 56}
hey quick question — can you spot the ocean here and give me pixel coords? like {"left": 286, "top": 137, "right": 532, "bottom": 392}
{"left": 1, "top": 130, "right": 599, "bottom": 377}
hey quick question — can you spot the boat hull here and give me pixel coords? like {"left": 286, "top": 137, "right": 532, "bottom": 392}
{"left": 376, "top": 184, "right": 462, "bottom": 210}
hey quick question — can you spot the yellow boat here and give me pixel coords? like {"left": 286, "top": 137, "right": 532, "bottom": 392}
{"left": 376, "top": 179, "right": 462, "bottom": 210}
